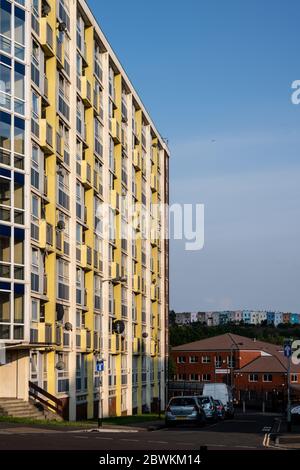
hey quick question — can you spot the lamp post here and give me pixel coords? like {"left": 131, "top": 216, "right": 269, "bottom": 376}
{"left": 284, "top": 338, "right": 293, "bottom": 433}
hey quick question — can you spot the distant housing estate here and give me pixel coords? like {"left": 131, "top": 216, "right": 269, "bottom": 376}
{"left": 174, "top": 310, "right": 300, "bottom": 327}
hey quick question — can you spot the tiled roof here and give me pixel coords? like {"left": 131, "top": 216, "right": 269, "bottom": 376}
{"left": 172, "top": 333, "right": 282, "bottom": 353}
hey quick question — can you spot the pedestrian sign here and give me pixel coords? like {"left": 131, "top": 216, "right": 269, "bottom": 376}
{"left": 284, "top": 344, "right": 292, "bottom": 358}
{"left": 96, "top": 360, "right": 104, "bottom": 372}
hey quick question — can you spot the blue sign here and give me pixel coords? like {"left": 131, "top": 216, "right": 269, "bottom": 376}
{"left": 96, "top": 360, "right": 104, "bottom": 372}
{"left": 284, "top": 344, "right": 292, "bottom": 358}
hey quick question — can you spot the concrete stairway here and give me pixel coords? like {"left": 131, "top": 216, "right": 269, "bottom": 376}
{"left": 0, "top": 398, "right": 46, "bottom": 420}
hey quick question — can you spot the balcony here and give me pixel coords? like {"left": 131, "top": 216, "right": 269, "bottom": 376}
{"left": 133, "top": 275, "right": 141, "bottom": 293}
{"left": 39, "top": 220, "right": 53, "bottom": 250}
{"left": 40, "top": 18, "right": 54, "bottom": 57}
{"left": 150, "top": 340, "right": 157, "bottom": 357}
{"left": 42, "top": 75, "right": 50, "bottom": 107}
{"left": 151, "top": 284, "right": 157, "bottom": 301}
{"left": 110, "top": 334, "right": 121, "bottom": 355}
{"left": 110, "top": 118, "right": 121, "bottom": 144}
{"left": 111, "top": 262, "right": 120, "bottom": 280}
{"left": 94, "top": 331, "right": 100, "bottom": 351}
{"left": 81, "top": 77, "right": 92, "bottom": 107}
{"left": 110, "top": 189, "right": 120, "bottom": 213}
{"left": 151, "top": 174, "right": 158, "bottom": 193}
{"left": 55, "top": 325, "right": 62, "bottom": 346}
{"left": 81, "top": 244, "right": 92, "bottom": 270}
{"left": 40, "top": 119, "right": 53, "bottom": 155}
{"left": 132, "top": 337, "right": 140, "bottom": 355}
{"left": 38, "top": 323, "right": 52, "bottom": 344}
{"left": 133, "top": 148, "right": 141, "bottom": 170}
{"left": 56, "top": 39, "right": 64, "bottom": 68}
{"left": 81, "top": 160, "right": 92, "bottom": 188}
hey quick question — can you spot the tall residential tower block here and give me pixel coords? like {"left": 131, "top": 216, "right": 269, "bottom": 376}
{"left": 0, "top": 0, "right": 169, "bottom": 420}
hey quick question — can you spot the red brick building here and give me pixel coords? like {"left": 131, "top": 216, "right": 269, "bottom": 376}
{"left": 171, "top": 333, "right": 300, "bottom": 409}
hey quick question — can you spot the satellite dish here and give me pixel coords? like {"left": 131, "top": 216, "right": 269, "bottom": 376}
{"left": 55, "top": 361, "right": 65, "bottom": 370}
{"left": 58, "top": 21, "right": 67, "bottom": 33}
{"left": 56, "top": 220, "right": 65, "bottom": 231}
{"left": 112, "top": 320, "right": 125, "bottom": 335}
{"left": 142, "top": 332, "right": 148, "bottom": 339}
{"left": 64, "top": 322, "right": 73, "bottom": 331}
{"left": 56, "top": 303, "right": 64, "bottom": 322}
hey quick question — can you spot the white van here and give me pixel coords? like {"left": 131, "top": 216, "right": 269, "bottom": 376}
{"left": 202, "top": 383, "right": 234, "bottom": 418}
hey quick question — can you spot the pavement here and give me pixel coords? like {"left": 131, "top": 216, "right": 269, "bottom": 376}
{"left": 0, "top": 412, "right": 284, "bottom": 450}
{"left": 273, "top": 421, "right": 300, "bottom": 449}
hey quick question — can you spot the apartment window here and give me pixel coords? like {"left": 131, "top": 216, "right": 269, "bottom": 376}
{"left": 58, "top": 73, "right": 70, "bottom": 121}
{"left": 291, "top": 374, "right": 298, "bottom": 383}
{"left": 31, "top": 90, "right": 40, "bottom": 138}
{"left": 57, "top": 166, "right": 69, "bottom": 210}
{"left": 57, "top": 258, "right": 69, "bottom": 300}
{"left": 0, "top": 232, "right": 10, "bottom": 279}
{"left": 58, "top": 0, "right": 70, "bottom": 33}
{"left": 31, "top": 247, "right": 40, "bottom": 292}
{"left": 94, "top": 197, "right": 103, "bottom": 236}
{"left": 94, "top": 275, "right": 102, "bottom": 310}
{"left": 177, "top": 356, "right": 186, "bottom": 364}
{"left": 31, "top": 299, "right": 39, "bottom": 322}
{"left": 249, "top": 374, "right": 259, "bottom": 382}
{"left": 121, "top": 154, "right": 128, "bottom": 186}
{"left": 31, "top": 144, "right": 42, "bottom": 190}
{"left": 31, "top": 194, "right": 40, "bottom": 241}
{"left": 202, "top": 355, "right": 211, "bottom": 364}
{"left": 189, "top": 356, "right": 198, "bottom": 363}
{"left": 108, "top": 67, "right": 115, "bottom": 100}
{"left": 76, "top": 98, "right": 84, "bottom": 137}
{"left": 14, "top": 116, "right": 24, "bottom": 155}
{"left": 76, "top": 14, "right": 84, "bottom": 53}
{"left": 263, "top": 374, "right": 272, "bottom": 382}
{"left": 109, "top": 136, "right": 115, "bottom": 173}
{"left": 56, "top": 352, "right": 69, "bottom": 393}
{"left": 0, "top": 59, "right": 11, "bottom": 111}
{"left": 76, "top": 353, "right": 87, "bottom": 391}
{"left": 202, "top": 374, "right": 211, "bottom": 382}
{"left": 190, "top": 373, "right": 200, "bottom": 381}
{"left": 0, "top": 0, "right": 11, "bottom": 56}
{"left": 94, "top": 118, "right": 103, "bottom": 157}
{"left": 76, "top": 268, "right": 84, "bottom": 305}
{"left": 121, "top": 286, "right": 127, "bottom": 318}
{"left": 76, "top": 182, "right": 84, "bottom": 220}
{"left": 94, "top": 42, "right": 103, "bottom": 83}
{"left": 215, "top": 355, "right": 222, "bottom": 368}
{"left": 0, "top": 174, "right": 10, "bottom": 223}
{"left": 31, "top": 39, "right": 41, "bottom": 87}
{"left": 15, "top": 61, "right": 25, "bottom": 115}
{"left": 14, "top": 6, "right": 25, "bottom": 61}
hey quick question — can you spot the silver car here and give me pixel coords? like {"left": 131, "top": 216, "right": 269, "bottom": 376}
{"left": 165, "top": 396, "right": 206, "bottom": 426}
{"left": 197, "top": 395, "right": 218, "bottom": 420}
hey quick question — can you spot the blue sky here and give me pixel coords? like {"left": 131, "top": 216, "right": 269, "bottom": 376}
{"left": 88, "top": 0, "right": 300, "bottom": 312}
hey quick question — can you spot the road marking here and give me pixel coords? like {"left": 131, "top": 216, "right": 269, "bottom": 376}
{"left": 95, "top": 437, "right": 113, "bottom": 440}
{"left": 74, "top": 436, "right": 88, "bottom": 439}
{"left": 121, "top": 439, "right": 139, "bottom": 442}
{"left": 234, "top": 445, "right": 258, "bottom": 449}
{"left": 147, "top": 440, "right": 168, "bottom": 444}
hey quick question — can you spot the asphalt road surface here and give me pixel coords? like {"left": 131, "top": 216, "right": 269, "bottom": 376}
{"left": 0, "top": 413, "right": 282, "bottom": 451}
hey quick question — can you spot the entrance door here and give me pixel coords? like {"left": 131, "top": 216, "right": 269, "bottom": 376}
{"left": 30, "top": 351, "right": 44, "bottom": 388}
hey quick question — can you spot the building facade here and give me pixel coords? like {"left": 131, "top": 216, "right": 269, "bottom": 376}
{"left": 0, "top": 0, "right": 169, "bottom": 420}
{"left": 170, "top": 334, "right": 300, "bottom": 408}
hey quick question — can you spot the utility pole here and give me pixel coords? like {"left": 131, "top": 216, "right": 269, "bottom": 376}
{"left": 284, "top": 339, "right": 292, "bottom": 433}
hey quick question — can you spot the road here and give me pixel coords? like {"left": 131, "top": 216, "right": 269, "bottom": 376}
{"left": 0, "top": 413, "right": 281, "bottom": 450}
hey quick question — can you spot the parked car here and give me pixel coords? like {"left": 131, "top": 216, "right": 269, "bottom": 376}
{"left": 197, "top": 395, "right": 218, "bottom": 421}
{"left": 214, "top": 399, "right": 225, "bottom": 420}
{"left": 203, "top": 383, "right": 235, "bottom": 418}
{"left": 165, "top": 396, "right": 206, "bottom": 427}
{"left": 291, "top": 404, "right": 300, "bottom": 423}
